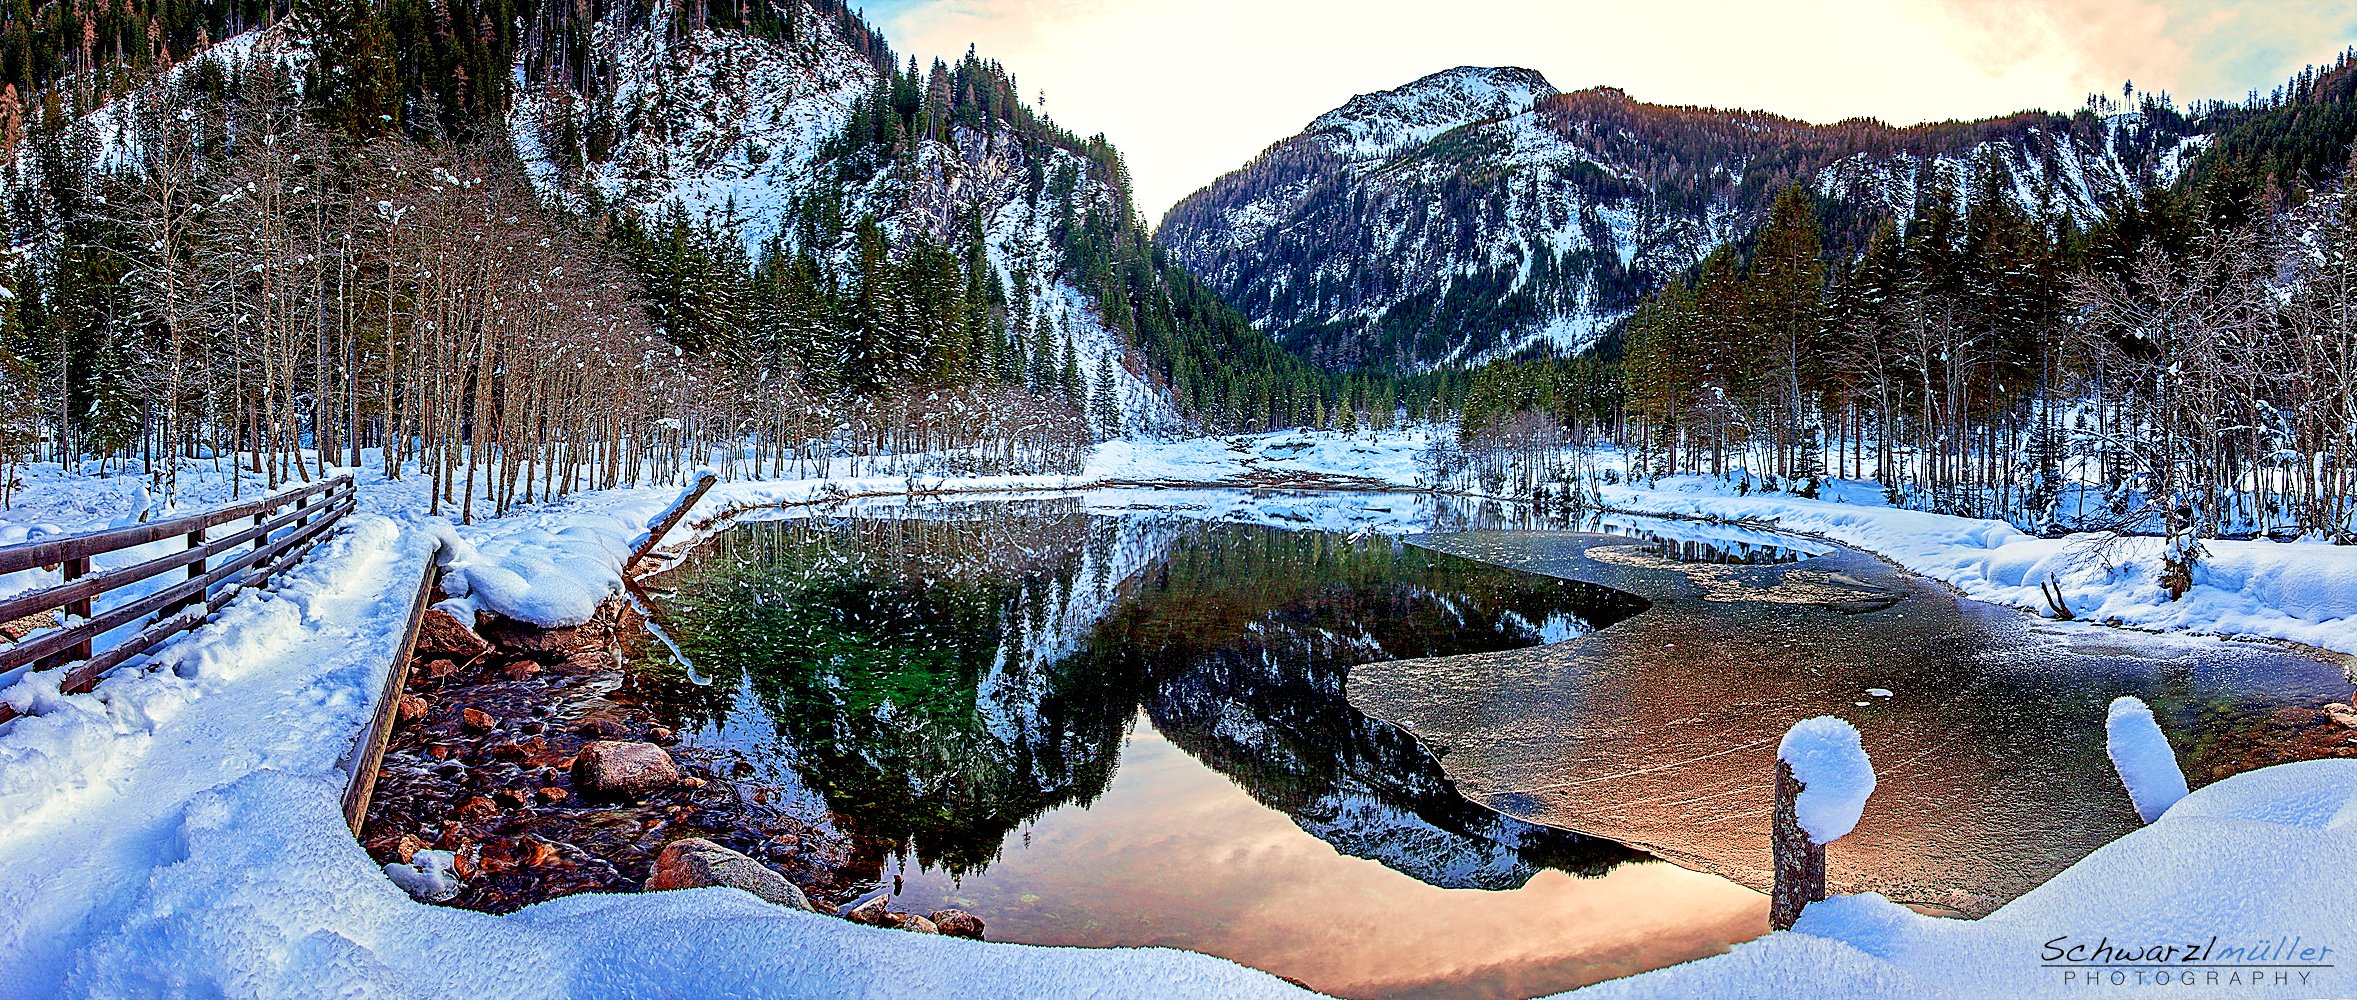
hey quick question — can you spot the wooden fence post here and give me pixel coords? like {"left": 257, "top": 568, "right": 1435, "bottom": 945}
{"left": 1771, "top": 757, "right": 1826, "bottom": 931}
{"left": 60, "top": 556, "right": 91, "bottom": 662}
{"left": 170, "top": 525, "right": 207, "bottom": 615}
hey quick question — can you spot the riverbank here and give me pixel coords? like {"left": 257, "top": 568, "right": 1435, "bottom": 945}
{"left": 1598, "top": 475, "right": 2357, "bottom": 662}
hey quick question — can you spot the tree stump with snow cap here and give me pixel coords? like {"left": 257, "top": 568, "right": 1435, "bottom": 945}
{"left": 1770, "top": 758, "right": 1825, "bottom": 930}
{"left": 1771, "top": 716, "right": 1875, "bottom": 931}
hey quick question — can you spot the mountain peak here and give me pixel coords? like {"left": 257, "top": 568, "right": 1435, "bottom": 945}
{"left": 1306, "top": 66, "right": 1558, "bottom": 160}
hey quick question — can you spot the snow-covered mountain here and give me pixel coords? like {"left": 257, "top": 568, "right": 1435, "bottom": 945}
{"left": 508, "top": 0, "right": 1180, "bottom": 433}
{"left": 1157, "top": 68, "right": 2208, "bottom": 371}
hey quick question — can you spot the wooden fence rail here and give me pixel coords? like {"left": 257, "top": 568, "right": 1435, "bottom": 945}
{"left": 0, "top": 475, "right": 358, "bottom": 724}
{"left": 340, "top": 544, "right": 441, "bottom": 834}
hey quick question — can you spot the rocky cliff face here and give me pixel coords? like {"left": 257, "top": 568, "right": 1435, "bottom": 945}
{"left": 508, "top": 0, "right": 1179, "bottom": 431}
{"left": 1158, "top": 68, "right": 2207, "bottom": 372}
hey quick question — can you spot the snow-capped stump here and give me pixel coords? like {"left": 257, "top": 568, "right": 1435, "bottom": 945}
{"left": 2105, "top": 696, "right": 2189, "bottom": 823}
{"left": 570, "top": 740, "right": 681, "bottom": 801}
{"left": 1770, "top": 716, "right": 1877, "bottom": 930}
{"left": 644, "top": 837, "right": 816, "bottom": 911}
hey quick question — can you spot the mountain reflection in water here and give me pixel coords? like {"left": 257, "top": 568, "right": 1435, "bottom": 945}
{"left": 630, "top": 497, "right": 1763, "bottom": 1000}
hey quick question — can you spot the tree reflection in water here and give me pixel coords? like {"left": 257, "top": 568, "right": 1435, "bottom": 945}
{"left": 631, "top": 498, "right": 1651, "bottom": 886}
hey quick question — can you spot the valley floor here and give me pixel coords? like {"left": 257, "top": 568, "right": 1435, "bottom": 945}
{"left": 0, "top": 429, "right": 2352, "bottom": 999}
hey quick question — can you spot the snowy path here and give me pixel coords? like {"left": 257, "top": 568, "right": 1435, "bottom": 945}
{"left": 0, "top": 515, "right": 435, "bottom": 994}
{"left": 0, "top": 452, "right": 1345, "bottom": 999}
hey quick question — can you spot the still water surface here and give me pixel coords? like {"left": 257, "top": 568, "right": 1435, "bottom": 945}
{"left": 635, "top": 495, "right": 1767, "bottom": 998}
{"left": 632, "top": 492, "right": 2352, "bottom": 998}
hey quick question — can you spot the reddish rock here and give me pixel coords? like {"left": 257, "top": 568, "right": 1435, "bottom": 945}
{"left": 646, "top": 726, "right": 674, "bottom": 743}
{"left": 367, "top": 832, "right": 432, "bottom": 865}
{"left": 461, "top": 708, "right": 496, "bottom": 733}
{"left": 570, "top": 741, "right": 680, "bottom": 801}
{"left": 520, "top": 839, "right": 562, "bottom": 867}
{"left": 416, "top": 608, "right": 490, "bottom": 661}
{"left": 458, "top": 796, "right": 499, "bottom": 821}
{"left": 492, "top": 788, "right": 531, "bottom": 809}
{"left": 535, "top": 786, "right": 570, "bottom": 803}
{"left": 928, "top": 909, "right": 985, "bottom": 940}
{"left": 477, "top": 839, "right": 520, "bottom": 874}
{"left": 891, "top": 913, "right": 940, "bottom": 934}
{"left": 421, "top": 659, "right": 459, "bottom": 679}
{"left": 643, "top": 837, "right": 815, "bottom": 910}
{"left": 499, "top": 659, "right": 542, "bottom": 682}
{"left": 395, "top": 695, "right": 430, "bottom": 725}
{"left": 554, "top": 651, "right": 605, "bottom": 675}
{"left": 847, "top": 896, "right": 892, "bottom": 926}
{"left": 574, "top": 718, "right": 629, "bottom": 740}
{"left": 476, "top": 615, "right": 580, "bottom": 658}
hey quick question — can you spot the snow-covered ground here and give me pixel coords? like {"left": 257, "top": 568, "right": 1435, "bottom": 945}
{"left": 1597, "top": 474, "right": 2357, "bottom": 658}
{"left": 4, "top": 430, "right": 2356, "bottom": 999}
{"left": 1580, "top": 758, "right": 2357, "bottom": 999}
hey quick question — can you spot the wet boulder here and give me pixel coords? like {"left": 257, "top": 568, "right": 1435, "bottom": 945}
{"left": 416, "top": 608, "right": 490, "bottom": 661}
{"left": 847, "top": 896, "right": 892, "bottom": 926}
{"left": 928, "top": 909, "right": 985, "bottom": 940}
{"left": 571, "top": 741, "right": 680, "bottom": 800}
{"left": 476, "top": 614, "right": 581, "bottom": 660}
{"left": 644, "top": 838, "right": 815, "bottom": 911}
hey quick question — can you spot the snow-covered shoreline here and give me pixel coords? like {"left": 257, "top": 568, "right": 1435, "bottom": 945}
{"left": 3, "top": 431, "right": 2356, "bottom": 999}
{"left": 1596, "top": 475, "right": 2357, "bottom": 660}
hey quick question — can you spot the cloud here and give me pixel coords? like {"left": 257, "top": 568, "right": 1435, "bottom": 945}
{"left": 868, "top": 0, "right": 2357, "bottom": 222}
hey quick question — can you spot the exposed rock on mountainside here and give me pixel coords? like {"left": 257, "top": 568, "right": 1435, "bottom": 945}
{"left": 508, "top": 0, "right": 1180, "bottom": 433}
{"left": 1158, "top": 67, "right": 2205, "bottom": 371}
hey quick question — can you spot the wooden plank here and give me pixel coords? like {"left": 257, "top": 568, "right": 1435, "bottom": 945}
{"left": 627, "top": 471, "right": 717, "bottom": 570}
{"left": 339, "top": 547, "right": 443, "bottom": 834}
{"left": 0, "top": 476, "right": 350, "bottom": 577}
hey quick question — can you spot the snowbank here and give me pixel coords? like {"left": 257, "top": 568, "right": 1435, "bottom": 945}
{"left": 0, "top": 501, "right": 1313, "bottom": 1000}
{"left": 2105, "top": 697, "right": 2190, "bottom": 823}
{"left": 1601, "top": 475, "right": 2357, "bottom": 657}
{"left": 1573, "top": 758, "right": 2357, "bottom": 999}
{"left": 1777, "top": 717, "right": 1876, "bottom": 844}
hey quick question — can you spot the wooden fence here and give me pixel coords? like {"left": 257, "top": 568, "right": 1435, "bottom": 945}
{"left": 0, "top": 476, "right": 358, "bottom": 724}
{"left": 339, "top": 546, "right": 441, "bottom": 833}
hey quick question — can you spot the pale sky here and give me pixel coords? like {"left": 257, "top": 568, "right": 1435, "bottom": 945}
{"left": 864, "top": 0, "right": 2357, "bottom": 224}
